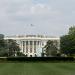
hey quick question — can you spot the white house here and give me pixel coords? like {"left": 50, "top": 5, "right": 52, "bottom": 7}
{"left": 4, "top": 35, "right": 60, "bottom": 57}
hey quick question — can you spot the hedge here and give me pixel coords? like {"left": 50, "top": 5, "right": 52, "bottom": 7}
{"left": 0, "top": 57, "right": 74, "bottom": 62}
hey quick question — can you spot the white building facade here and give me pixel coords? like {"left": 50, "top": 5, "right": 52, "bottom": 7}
{"left": 4, "top": 35, "right": 60, "bottom": 57}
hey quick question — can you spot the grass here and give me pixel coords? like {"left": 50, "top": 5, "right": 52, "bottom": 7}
{"left": 0, "top": 63, "right": 75, "bottom": 75}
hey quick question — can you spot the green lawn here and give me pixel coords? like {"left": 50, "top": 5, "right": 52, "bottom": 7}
{"left": 0, "top": 63, "right": 75, "bottom": 75}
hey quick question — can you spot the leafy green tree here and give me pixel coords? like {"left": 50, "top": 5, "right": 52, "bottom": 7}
{"left": 7, "top": 39, "right": 20, "bottom": 56}
{"left": 60, "top": 26, "right": 75, "bottom": 56}
{"left": 44, "top": 40, "right": 58, "bottom": 57}
{"left": 0, "top": 34, "right": 22, "bottom": 57}
{"left": 0, "top": 34, "right": 4, "bottom": 40}
{"left": 68, "top": 26, "right": 75, "bottom": 35}
{"left": 0, "top": 34, "right": 8, "bottom": 56}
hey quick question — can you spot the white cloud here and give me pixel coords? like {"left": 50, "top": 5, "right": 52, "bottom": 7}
{"left": 31, "top": 4, "right": 51, "bottom": 14}
{"left": 0, "top": 0, "right": 75, "bottom": 36}
{"left": 7, "top": 2, "right": 61, "bottom": 23}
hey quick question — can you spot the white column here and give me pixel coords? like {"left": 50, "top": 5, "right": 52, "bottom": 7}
{"left": 39, "top": 41, "right": 41, "bottom": 48}
{"left": 23, "top": 41, "right": 26, "bottom": 54}
{"left": 32, "top": 41, "right": 34, "bottom": 53}
{"left": 36, "top": 41, "right": 38, "bottom": 53}
{"left": 40, "top": 41, "right": 42, "bottom": 48}
{"left": 28, "top": 41, "right": 30, "bottom": 53}
{"left": 19, "top": 40, "right": 22, "bottom": 52}
{"left": 21, "top": 41, "right": 23, "bottom": 53}
{"left": 25, "top": 41, "right": 26, "bottom": 54}
{"left": 38, "top": 41, "right": 40, "bottom": 48}
{"left": 57, "top": 40, "right": 60, "bottom": 50}
{"left": 26, "top": 41, "right": 28, "bottom": 53}
{"left": 23, "top": 41, "right": 25, "bottom": 53}
{"left": 34, "top": 41, "right": 36, "bottom": 53}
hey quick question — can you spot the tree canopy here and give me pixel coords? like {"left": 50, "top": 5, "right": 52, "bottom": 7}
{"left": 0, "top": 34, "right": 8, "bottom": 56}
{"left": 44, "top": 40, "right": 58, "bottom": 57}
{"left": 7, "top": 39, "right": 20, "bottom": 56}
{"left": 68, "top": 26, "right": 75, "bottom": 35}
{"left": 60, "top": 26, "right": 75, "bottom": 56}
{"left": 0, "top": 34, "right": 21, "bottom": 57}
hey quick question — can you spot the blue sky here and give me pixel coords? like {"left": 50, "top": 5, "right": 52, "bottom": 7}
{"left": 0, "top": 0, "right": 75, "bottom": 36}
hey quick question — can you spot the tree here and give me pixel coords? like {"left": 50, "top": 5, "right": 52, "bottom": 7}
{"left": 60, "top": 26, "right": 75, "bottom": 56}
{"left": 44, "top": 40, "right": 58, "bottom": 57}
{"left": 7, "top": 39, "right": 20, "bottom": 56}
{"left": 68, "top": 26, "right": 75, "bottom": 35}
{"left": 0, "top": 34, "right": 8, "bottom": 56}
{"left": 0, "top": 34, "right": 4, "bottom": 40}
{"left": 0, "top": 34, "right": 22, "bottom": 57}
